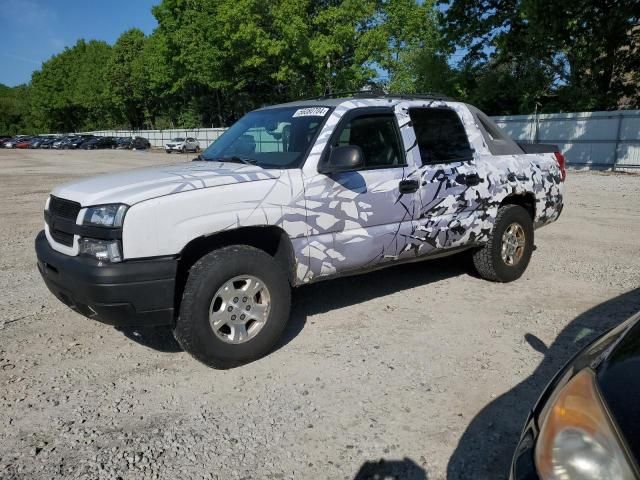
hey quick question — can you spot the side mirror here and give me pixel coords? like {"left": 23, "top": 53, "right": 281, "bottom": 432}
{"left": 319, "top": 145, "right": 364, "bottom": 174}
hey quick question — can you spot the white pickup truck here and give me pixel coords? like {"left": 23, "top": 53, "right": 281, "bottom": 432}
{"left": 36, "top": 94, "right": 565, "bottom": 367}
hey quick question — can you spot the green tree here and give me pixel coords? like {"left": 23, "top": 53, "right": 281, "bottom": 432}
{"left": 0, "top": 84, "right": 32, "bottom": 135}
{"left": 365, "top": 0, "right": 443, "bottom": 93}
{"left": 151, "top": 0, "right": 433, "bottom": 124}
{"left": 106, "top": 29, "right": 149, "bottom": 129}
{"left": 30, "top": 39, "right": 114, "bottom": 132}
{"left": 440, "top": 0, "right": 639, "bottom": 112}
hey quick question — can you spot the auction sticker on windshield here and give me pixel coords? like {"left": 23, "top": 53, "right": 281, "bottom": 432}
{"left": 292, "top": 107, "right": 330, "bottom": 117}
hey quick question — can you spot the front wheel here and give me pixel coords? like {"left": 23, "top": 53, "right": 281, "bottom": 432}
{"left": 174, "top": 245, "right": 291, "bottom": 368}
{"left": 472, "top": 204, "right": 534, "bottom": 282}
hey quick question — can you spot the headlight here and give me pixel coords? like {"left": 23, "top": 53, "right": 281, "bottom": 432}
{"left": 535, "top": 369, "right": 636, "bottom": 479}
{"left": 83, "top": 204, "right": 128, "bottom": 227}
{"left": 78, "top": 238, "right": 123, "bottom": 263}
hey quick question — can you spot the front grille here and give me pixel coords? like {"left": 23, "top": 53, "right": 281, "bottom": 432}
{"left": 49, "top": 196, "right": 81, "bottom": 221}
{"left": 50, "top": 229, "right": 74, "bottom": 246}
{"left": 48, "top": 196, "right": 81, "bottom": 247}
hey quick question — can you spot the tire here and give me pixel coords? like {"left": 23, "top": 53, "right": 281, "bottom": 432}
{"left": 181, "top": 146, "right": 186, "bottom": 154}
{"left": 174, "top": 245, "right": 291, "bottom": 368}
{"left": 166, "top": 150, "right": 171, "bottom": 154}
{"left": 195, "top": 146, "right": 200, "bottom": 153}
{"left": 472, "top": 204, "right": 534, "bottom": 282}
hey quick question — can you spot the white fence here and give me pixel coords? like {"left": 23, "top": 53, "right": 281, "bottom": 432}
{"left": 492, "top": 110, "right": 640, "bottom": 170}
{"left": 81, "top": 109, "right": 640, "bottom": 171}
{"left": 82, "top": 128, "right": 227, "bottom": 149}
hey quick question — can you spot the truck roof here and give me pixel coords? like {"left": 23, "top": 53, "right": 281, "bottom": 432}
{"left": 258, "top": 92, "right": 458, "bottom": 110}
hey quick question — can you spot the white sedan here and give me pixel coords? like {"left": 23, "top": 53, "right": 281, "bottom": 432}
{"left": 165, "top": 137, "right": 200, "bottom": 154}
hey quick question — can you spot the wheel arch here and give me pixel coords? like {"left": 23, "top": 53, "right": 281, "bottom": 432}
{"left": 499, "top": 192, "right": 536, "bottom": 221}
{"left": 174, "top": 225, "right": 296, "bottom": 315}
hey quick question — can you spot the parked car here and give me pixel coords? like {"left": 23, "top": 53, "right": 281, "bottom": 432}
{"left": 35, "top": 94, "right": 565, "bottom": 368}
{"left": 29, "top": 137, "right": 48, "bottom": 149}
{"left": 52, "top": 136, "right": 78, "bottom": 149}
{"left": 39, "top": 137, "right": 58, "bottom": 149}
{"left": 165, "top": 137, "right": 199, "bottom": 153}
{"left": 3, "top": 136, "right": 29, "bottom": 148}
{"left": 510, "top": 311, "right": 640, "bottom": 480}
{"left": 69, "top": 135, "right": 95, "bottom": 149}
{"left": 81, "top": 136, "right": 117, "bottom": 150}
{"left": 15, "top": 137, "right": 34, "bottom": 149}
{"left": 132, "top": 136, "right": 151, "bottom": 150}
{"left": 115, "top": 137, "right": 132, "bottom": 149}
{"left": 116, "top": 136, "right": 151, "bottom": 150}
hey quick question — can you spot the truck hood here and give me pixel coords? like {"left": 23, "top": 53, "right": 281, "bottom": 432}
{"left": 51, "top": 161, "right": 282, "bottom": 206}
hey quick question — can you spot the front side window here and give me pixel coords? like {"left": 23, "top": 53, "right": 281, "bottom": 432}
{"left": 331, "top": 114, "right": 404, "bottom": 168}
{"left": 201, "top": 107, "right": 328, "bottom": 168}
{"left": 409, "top": 108, "right": 473, "bottom": 164}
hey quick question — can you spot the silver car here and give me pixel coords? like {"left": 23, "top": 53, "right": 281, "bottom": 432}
{"left": 164, "top": 137, "right": 200, "bottom": 154}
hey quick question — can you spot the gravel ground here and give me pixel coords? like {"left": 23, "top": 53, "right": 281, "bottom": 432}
{"left": 1, "top": 149, "right": 639, "bottom": 480}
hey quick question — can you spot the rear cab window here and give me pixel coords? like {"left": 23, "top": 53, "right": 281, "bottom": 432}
{"left": 408, "top": 108, "right": 473, "bottom": 165}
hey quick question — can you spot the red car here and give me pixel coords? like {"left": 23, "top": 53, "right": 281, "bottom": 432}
{"left": 15, "top": 138, "right": 33, "bottom": 149}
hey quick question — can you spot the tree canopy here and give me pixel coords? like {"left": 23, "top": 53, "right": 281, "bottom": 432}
{"left": 0, "top": 0, "right": 637, "bottom": 134}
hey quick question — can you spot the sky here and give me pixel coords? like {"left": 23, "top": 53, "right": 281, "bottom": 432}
{"left": 0, "top": 0, "right": 159, "bottom": 87}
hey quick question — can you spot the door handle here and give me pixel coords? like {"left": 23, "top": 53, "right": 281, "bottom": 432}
{"left": 399, "top": 179, "right": 419, "bottom": 194}
{"left": 456, "top": 173, "right": 482, "bottom": 186}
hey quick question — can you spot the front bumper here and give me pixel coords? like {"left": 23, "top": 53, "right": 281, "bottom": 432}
{"left": 35, "top": 230, "right": 177, "bottom": 327}
{"left": 165, "top": 144, "right": 184, "bottom": 151}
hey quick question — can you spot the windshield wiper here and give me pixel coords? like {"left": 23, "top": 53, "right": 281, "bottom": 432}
{"left": 200, "top": 155, "right": 258, "bottom": 166}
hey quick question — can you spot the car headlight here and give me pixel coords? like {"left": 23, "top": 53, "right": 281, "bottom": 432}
{"left": 78, "top": 238, "right": 122, "bottom": 263}
{"left": 82, "top": 204, "right": 128, "bottom": 227}
{"left": 535, "top": 369, "right": 636, "bottom": 479}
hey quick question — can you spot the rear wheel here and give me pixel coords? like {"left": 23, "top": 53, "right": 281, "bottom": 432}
{"left": 174, "top": 245, "right": 291, "bottom": 368}
{"left": 472, "top": 204, "right": 534, "bottom": 282}
{"left": 181, "top": 146, "right": 186, "bottom": 154}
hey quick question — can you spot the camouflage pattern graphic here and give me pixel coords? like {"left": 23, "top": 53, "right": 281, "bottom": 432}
{"left": 296, "top": 99, "right": 563, "bottom": 283}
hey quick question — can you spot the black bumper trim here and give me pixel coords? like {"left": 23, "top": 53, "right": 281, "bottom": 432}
{"left": 35, "top": 230, "right": 177, "bottom": 327}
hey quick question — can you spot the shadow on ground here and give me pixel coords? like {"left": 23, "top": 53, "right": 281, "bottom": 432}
{"left": 353, "top": 457, "right": 427, "bottom": 480}
{"left": 281, "top": 254, "right": 470, "bottom": 347}
{"left": 446, "top": 287, "right": 640, "bottom": 479}
{"left": 120, "top": 254, "right": 470, "bottom": 354}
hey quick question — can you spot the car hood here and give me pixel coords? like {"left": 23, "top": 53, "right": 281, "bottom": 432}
{"left": 51, "top": 161, "right": 282, "bottom": 206}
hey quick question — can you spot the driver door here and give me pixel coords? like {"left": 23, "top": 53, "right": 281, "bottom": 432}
{"left": 302, "top": 108, "right": 419, "bottom": 281}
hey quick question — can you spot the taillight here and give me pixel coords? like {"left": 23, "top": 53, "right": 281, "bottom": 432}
{"left": 554, "top": 151, "right": 566, "bottom": 181}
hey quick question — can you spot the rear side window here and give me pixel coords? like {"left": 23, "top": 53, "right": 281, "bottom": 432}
{"left": 409, "top": 108, "right": 472, "bottom": 164}
{"left": 331, "top": 114, "right": 404, "bottom": 168}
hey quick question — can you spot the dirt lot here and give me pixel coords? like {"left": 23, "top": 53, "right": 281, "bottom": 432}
{"left": 0, "top": 148, "right": 639, "bottom": 480}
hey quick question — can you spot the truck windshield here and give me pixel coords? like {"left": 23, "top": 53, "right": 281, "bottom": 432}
{"left": 201, "top": 106, "right": 330, "bottom": 168}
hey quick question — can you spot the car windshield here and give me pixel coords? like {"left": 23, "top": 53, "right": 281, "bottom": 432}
{"left": 172, "top": 138, "right": 185, "bottom": 142}
{"left": 200, "top": 106, "right": 330, "bottom": 168}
